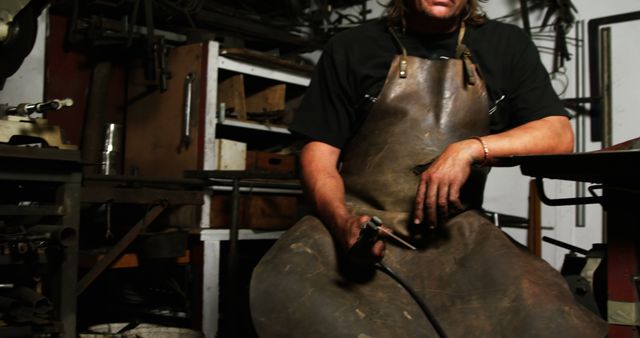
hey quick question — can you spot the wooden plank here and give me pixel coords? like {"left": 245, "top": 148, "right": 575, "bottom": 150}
{"left": 218, "top": 74, "right": 246, "bottom": 120}
{"left": 245, "top": 151, "right": 295, "bottom": 175}
{"left": 210, "top": 194, "right": 297, "bottom": 230}
{"left": 124, "top": 43, "right": 205, "bottom": 178}
{"left": 527, "top": 179, "right": 542, "bottom": 257}
{"left": 246, "top": 83, "right": 286, "bottom": 113}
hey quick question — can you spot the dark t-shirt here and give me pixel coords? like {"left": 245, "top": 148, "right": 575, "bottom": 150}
{"left": 290, "top": 18, "right": 568, "bottom": 149}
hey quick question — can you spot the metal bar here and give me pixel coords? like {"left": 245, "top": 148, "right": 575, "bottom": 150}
{"left": 535, "top": 178, "right": 601, "bottom": 206}
{"left": 542, "top": 236, "right": 590, "bottom": 255}
{"left": 83, "top": 174, "right": 204, "bottom": 186}
{"left": 81, "top": 186, "right": 204, "bottom": 205}
{"left": 76, "top": 204, "right": 166, "bottom": 295}
{"left": 0, "top": 205, "right": 64, "bottom": 216}
{"left": 226, "top": 178, "right": 241, "bottom": 336}
{"left": 209, "top": 185, "right": 302, "bottom": 195}
{"left": 57, "top": 171, "right": 81, "bottom": 338}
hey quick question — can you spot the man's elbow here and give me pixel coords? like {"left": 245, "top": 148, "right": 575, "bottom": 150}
{"left": 551, "top": 116, "right": 574, "bottom": 153}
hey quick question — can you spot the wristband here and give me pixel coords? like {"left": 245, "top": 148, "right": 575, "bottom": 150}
{"left": 470, "top": 136, "right": 489, "bottom": 166}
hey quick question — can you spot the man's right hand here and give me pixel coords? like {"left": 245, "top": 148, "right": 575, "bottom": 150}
{"left": 300, "top": 141, "right": 385, "bottom": 265}
{"left": 333, "top": 214, "right": 386, "bottom": 265}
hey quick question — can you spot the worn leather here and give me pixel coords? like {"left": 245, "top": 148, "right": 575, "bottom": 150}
{"left": 341, "top": 56, "right": 489, "bottom": 224}
{"left": 251, "top": 212, "right": 607, "bottom": 337}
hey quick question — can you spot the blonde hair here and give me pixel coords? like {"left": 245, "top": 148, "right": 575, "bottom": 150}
{"left": 384, "top": 0, "right": 488, "bottom": 27}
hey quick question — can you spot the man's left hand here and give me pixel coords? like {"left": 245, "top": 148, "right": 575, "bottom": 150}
{"left": 413, "top": 139, "right": 484, "bottom": 228}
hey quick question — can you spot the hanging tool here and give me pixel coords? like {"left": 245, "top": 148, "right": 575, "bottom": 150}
{"left": 180, "top": 72, "right": 195, "bottom": 150}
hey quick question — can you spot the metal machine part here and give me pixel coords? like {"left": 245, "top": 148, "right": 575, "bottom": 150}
{"left": 3, "top": 98, "right": 73, "bottom": 117}
{"left": 0, "top": 98, "right": 76, "bottom": 148}
{"left": 0, "top": 0, "right": 31, "bottom": 43}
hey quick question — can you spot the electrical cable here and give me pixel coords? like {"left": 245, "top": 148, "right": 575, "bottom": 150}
{"left": 376, "top": 261, "right": 448, "bottom": 338}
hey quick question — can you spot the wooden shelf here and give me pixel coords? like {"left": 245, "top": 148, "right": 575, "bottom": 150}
{"left": 218, "top": 118, "right": 290, "bottom": 134}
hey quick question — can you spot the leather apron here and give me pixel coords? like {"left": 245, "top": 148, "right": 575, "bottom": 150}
{"left": 251, "top": 25, "right": 607, "bottom": 338}
{"left": 340, "top": 24, "right": 489, "bottom": 235}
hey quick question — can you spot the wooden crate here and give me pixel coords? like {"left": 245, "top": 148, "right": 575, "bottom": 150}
{"left": 245, "top": 150, "right": 296, "bottom": 175}
{"left": 218, "top": 73, "right": 287, "bottom": 121}
{"left": 246, "top": 83, "right": 286, "bottom": 114}
{"left": 217, "top": 74, "right": 247, "bottom": 120}
{"left": 209, "top": 195, "right": 298, "bottom": 230}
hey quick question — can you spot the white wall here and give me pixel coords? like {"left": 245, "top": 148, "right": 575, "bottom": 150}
{"left": 482, "top": 0, "right": 640, "bottom": 268}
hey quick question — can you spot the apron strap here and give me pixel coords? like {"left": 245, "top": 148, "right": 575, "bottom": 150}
{"left": 389, "top": 22, "right": 477, "bottom": 85}
{"left": 388, "top": 26, "right": 409, "bottom": 79}
{"left": 455, "top": 22, "right": 477, "bottom": 85}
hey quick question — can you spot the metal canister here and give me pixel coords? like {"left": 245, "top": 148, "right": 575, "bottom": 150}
{"left": 101, "top": 123, "right": 122, "bottom": 175}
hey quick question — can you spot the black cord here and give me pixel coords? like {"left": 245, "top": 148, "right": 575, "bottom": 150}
{"left": 376, "top": 261, "right": 448, "bottom": 338}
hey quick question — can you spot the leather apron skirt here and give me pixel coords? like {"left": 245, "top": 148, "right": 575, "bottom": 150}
{"left": 251, "top": 26, "right": 607, "bottom": 338}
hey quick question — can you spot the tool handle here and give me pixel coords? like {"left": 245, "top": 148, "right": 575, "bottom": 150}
{"left": 350, "top": 220, "right": 380, "bottom": 254}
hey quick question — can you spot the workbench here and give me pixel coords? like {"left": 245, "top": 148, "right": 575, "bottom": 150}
{"left": 511, "top": 143, "right": 640, "bottom": 338}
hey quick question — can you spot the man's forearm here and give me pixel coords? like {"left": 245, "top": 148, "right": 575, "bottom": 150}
{"left": 300, "top": 142, "right": 350, "bottom": 231}
{"left": 302, "top": 170, "right": 350, "bottom": 230}
{"left": 479, "top": 115, "right": 574, "bottom": 161}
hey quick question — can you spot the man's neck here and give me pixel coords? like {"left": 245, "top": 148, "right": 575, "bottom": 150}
{"left": 405, "top": 13, "right": 460, "bottom": 35}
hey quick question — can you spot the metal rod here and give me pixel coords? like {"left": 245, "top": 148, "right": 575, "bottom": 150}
{"left": 600, "top": 27, "right": 612, "bottom": 241}
{"left": 542, "top": 236, "right": 590, "bottom": 255}
{"left": 210, "top": 186, "right": 302, "bottom": 195}
{"left": 575, "top": 20, "right": 586, "bottom": 228}
{"left": 600, "top": 27, "right": 612, "bottom": 148}
{"left": 535, "top": 178, "right": 601, "bottom": 206}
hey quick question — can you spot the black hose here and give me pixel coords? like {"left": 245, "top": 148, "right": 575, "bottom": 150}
{"left": 376, "top": 261, "right": 448, "bottom": 338}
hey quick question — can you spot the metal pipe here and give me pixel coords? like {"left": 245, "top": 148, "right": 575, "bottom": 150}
{"left": 82, "top": 61, "right": 112, "bottom": 175}
{"left": 27, "top": 225, "right": 77, "bottom": 247}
